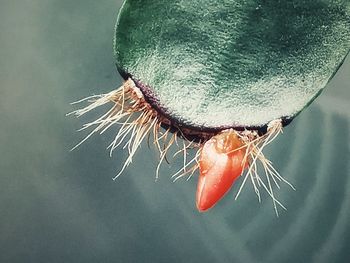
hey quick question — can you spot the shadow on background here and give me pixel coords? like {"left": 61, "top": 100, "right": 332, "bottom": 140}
{"left": 0, "top": 1, "right": 349, "bottom": 262}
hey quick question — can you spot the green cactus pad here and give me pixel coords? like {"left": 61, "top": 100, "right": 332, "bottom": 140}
{"left": 114, "top": 0, "right": 350, "bottom": 132}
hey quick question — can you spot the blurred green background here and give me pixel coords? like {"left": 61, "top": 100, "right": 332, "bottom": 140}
{"left": 0, "top": 1, "right": 349, "bottom": 262}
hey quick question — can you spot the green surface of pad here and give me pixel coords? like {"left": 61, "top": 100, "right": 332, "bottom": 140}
{"left": 115, "top": 0, "right": 350, "bottom": 130}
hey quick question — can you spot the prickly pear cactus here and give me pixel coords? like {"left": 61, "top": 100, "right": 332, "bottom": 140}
{"left": 115, "top": 0, "right": 350, "bottom": 131}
